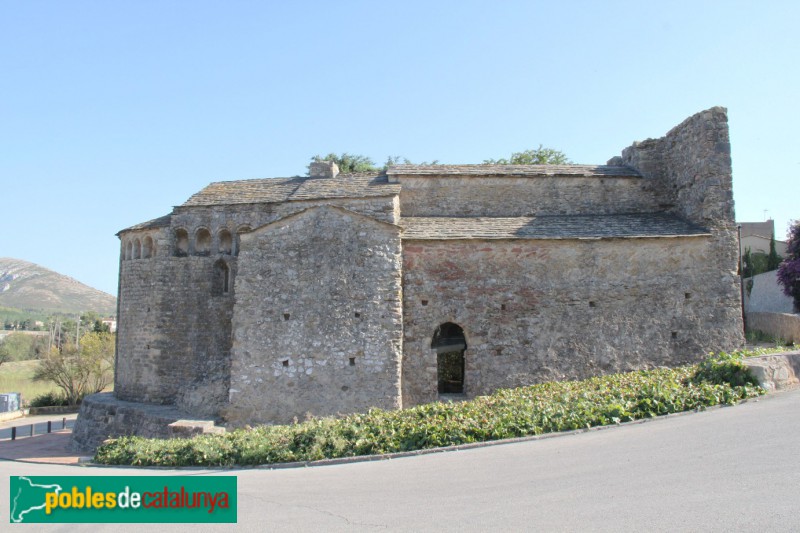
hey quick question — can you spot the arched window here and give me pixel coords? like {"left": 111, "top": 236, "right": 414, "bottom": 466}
{"left": 142, "top": 236, "right": 154, "bottom": 259}
{"left": 212, "top": 259, "right": 231, "bottom": 295}
{"left": 133, "top": 239, "right": 142, "bottom": 260}
{"left": 234, "top": 225, "right": 252, "bottom": 257}
{"left": 195, "top": 228, "right": 211, "bottom": 256}
{"left": 175, "top": 229, "right": 189, "bottom": 257}
{"left": 431, "top": 323, "right": 467, "bottom": 394}
{"left": 124, "top": 241, "right": 133, "bottom": 261}
{"left": 218, "top": 229, "right": 232, "bottom": 255}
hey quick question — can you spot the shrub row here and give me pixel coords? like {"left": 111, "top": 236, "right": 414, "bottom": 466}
{"left": 29, "top": 391, "right": 71, "bottom": 408}
{"left": 94, "top": 352, "right": 764, "bottom": 467}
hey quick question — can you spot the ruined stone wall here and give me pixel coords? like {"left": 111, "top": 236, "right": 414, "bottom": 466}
{"left": 225, "top": 206, "right": 403, "bottom": 425}
{"left": 620, "top": 106, "right": 744, "bottom": 346}
{"left": 401, "top": 237, "right": 743, "bottom": 407}
{"left": 398, "top": 176, "right": 659, "bottom": 217}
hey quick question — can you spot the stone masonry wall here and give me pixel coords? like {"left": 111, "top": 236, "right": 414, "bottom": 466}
{"left": 115, "top": 195, "right": 398, "bottom": 418}
{"left": 72, "top": 392, "right": 219, "bottom": 452}
{"left": 225, "top": 206, "right": 403, "bottom": 425}
{"left": 620, "top": 106, "right": 744, "bottom": 346}
{"left": 115, "top": 256, "right": 234, "bottom": 417}
{"left": 402, "top": 237, "right": 743, "bottom": 407}
{"left": 398, "top": 176, "right": 659, "bottom": 217}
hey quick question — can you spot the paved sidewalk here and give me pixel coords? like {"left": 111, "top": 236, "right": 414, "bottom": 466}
{"left": 0, "top": 421, "right": 88, "bottom": 465}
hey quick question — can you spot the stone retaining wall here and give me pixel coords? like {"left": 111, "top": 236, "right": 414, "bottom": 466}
{"left": 746, "top": 312, "right": 800, "bottom": 343}
{"left": 28, "top": 405, "right": 79, "bottom": 415}
{"left": 744, "top": 351, "right": 800, "bottom": 391}
{"left": 71, "top": 393, "right": 222, "bottom": 452}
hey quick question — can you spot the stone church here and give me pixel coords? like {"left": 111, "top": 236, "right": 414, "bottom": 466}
{"left": 73, "top": 107, "right": 744, "bottom": 448}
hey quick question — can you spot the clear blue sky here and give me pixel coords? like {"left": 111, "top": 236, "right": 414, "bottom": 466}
{"left": 1, "top": 1, "right": 798, "bottom": 297}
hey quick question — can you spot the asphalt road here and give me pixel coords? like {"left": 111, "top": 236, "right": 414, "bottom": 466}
{"left": 1, "top": 389, "right": 798, "bottom": 532}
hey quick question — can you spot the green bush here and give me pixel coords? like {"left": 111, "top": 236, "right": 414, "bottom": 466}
{"left": 29, "top": 391, "right": 70, "bottom": 408}
{"left": 95, "top": 352, "right": 765, "bottom": 467}
{"left": 692, "top": 352, "right": 761, "bottom": 387}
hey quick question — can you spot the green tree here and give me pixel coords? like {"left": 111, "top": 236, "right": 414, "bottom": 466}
{"left": 383, "top": 155, "right": 440, "bottom": 168}
{"left": 0, "top": 332, "right": 47, "bottom": 362}
{"left": 310, "top": 145, "right": 569, "bottom": 175}
{"left": 78, "top": 331, "right": 116, "bottom": 393}
{"left": 767, "top": 233, "right": 783, "bottom": 271}
{"left": 33, "top": 331, "right": 115, "bottom": 405}
{"left": 483, "top": 144, "right": 571, "bottom": 165}
{"left": 309, "top": 153, "right": 379, "bottom": 174}
{"left": 742, "top": 247, "right": 754, "bottom": 278}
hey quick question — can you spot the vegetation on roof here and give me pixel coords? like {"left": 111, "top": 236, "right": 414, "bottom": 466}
{"left": 308, "top": 145, "right": 569, "bottom": 175}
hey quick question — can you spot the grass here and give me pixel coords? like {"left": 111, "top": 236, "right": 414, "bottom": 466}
{"left": 95, "top": 351, "right": 765, "bottom": 467}
{"left": 0, "top": 360, "right": 59, "bottom": 404}
{"left": 745, "top": 329, "right": 796, "bottom": 348}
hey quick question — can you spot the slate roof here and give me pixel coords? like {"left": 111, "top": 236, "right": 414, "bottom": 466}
{"left": 182, "top": 174, "right": 400, "bottom": 206}
{"left": 401, "top": 214, "right": 709, "bottom": 240}
{"left": 118, "top": 214, "right": 172, "bottom": 235}
{"left": 387, "top": 164, "right": 641, "bottom": 178}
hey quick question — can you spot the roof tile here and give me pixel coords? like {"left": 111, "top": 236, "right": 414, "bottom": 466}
{"left": 387, "top": 164, "right": 641, "bottom": 178}
{"left": 182, "top": 174, "right": 400, "bottom": 206}
{"left": 401, "top": 214, "right": 709, "bottom": 240}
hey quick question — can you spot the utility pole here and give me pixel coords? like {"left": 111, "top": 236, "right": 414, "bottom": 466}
{"left": 47, "top": 319, "right": 54, "bottom": 353}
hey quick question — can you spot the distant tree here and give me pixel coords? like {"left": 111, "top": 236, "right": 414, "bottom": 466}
{"left": 93, "top": 320, "right": 111, "bottom": 333}
{"left": 777, "top": 220, "right": 800, "bottom": 312}
{"left": 82, "top": 311, "right": 101, "bottom": 324}
{"left": 767, "top": 233, "right": 783, "bottom": 271}
{"left": 383, "top": 156, "right": 440, "bottom": 168}
{"left": 749, "top": 252, "right": 770, "bottom": 277}
{"left": 33, "top": 331, "right": 115, "bottom": 405}
{"left": 483, "top": 144, "right": 571, "bottom": 165}
{"left": 309, "top": 153, "right": 379, "bottom": 174}
{"left": 0, "top": 332, "right": 46, "bottom": 362}
{"left": 78, "top": 331, "right": 116, "bottom": 393}
{"left": 742, "top": 247, "right": 754, "bottom": 279}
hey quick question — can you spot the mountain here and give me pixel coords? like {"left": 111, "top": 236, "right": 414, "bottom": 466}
{"left": 0, "top": 258, "right": 116, "bottom": 315}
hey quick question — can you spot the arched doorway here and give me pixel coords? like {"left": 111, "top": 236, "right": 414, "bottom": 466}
{"left": 431, "top": 323, "right": 467, "bottom": 394}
